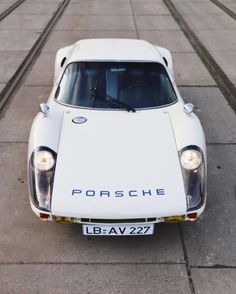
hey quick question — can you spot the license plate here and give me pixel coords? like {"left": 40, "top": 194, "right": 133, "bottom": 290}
{"left": 82, "top": 224, "right": 154, "bottom": 236}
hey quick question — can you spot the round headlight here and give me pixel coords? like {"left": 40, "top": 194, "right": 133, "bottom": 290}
{"left": 34, "top": 150, "right": 55, "bottom": 171}
{"left": 180, "top": 149, "right": 202, "bottom": 170}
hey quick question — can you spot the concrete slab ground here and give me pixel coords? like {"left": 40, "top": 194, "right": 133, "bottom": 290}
{"left": 194, "top": 30, "right": 236, "bottom": 52}
{"left": 0, "top": 86, "right": 51, "bottom": 142}
{"left": 0, "top": 264, "right": 190, "bottom": 294}
{"left": 170, "top": 0, "right": 236, "bottom": 89}
{"left": 0, "top": 51, "right": 27, "bottom": 83}
{"left": 179, "top": 87, "right": 236, "bottom": 143}
{"left": 174, "top": 2, "right": 223, "bottom": 14}
{"left": 11, "top": 3, "right": 60, "bottom": 15}
{"left": 0, "top": 14, "right": 53, "bottom": 31}
{"left": 0, "top": 83, "right": 6, "bottom": 94}
{"left": 223, "top": 3, "right": 236, "bottom": 14}
{"left": 132, "top": 2, "right": 170, "bottom": 15}
{"left": 210, "top": 50, "right": 236, "bottom": 85}
{"left": 24, "top": 53, "right": 55, "bottom": 86}
{"left": 55, "top": 15, "right": 135, "bottom": 31}
{"left": 0, "top": 0, "right": 69, "bottom": 99}
{"left": 182, "top": 145, "right": 236, "bottom": 266}
{"left": 135, "top": 15, "right": 180, "bottom": 30}
{"left": 172, "top": 53, "right": 215, "bottom": 86}
{"left": 217, "top": 0, "right": 236, "bottom": 14}
{"left": 27, "top": 0, "right": 64, "bottom": 3}
{"left": 183, "top": 13, "right": 236, "bottom": 30}
{"left": 64, "top": 2, "right": 132, "bottom": 15}
{"left": 0, "top": 31, "right": 39, "bottom": 51}
{"left": 139, "top": 30, "right": 194, "bottom": 53}
{"left": 0, "top": 3, "right": 15, "bottom": 15}
{"left": 191, "top": 269, "right": 236, "bottom": 294}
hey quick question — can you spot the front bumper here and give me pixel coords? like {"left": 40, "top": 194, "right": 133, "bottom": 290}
{"left": 30, "top": 198, "right": 206, "bottom": 224}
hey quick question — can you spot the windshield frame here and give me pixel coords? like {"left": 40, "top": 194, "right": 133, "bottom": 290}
{"left": 54, "top": 61, "right": 179, "bottom": 111}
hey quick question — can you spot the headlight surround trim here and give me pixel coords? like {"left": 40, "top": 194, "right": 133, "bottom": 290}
{"left": 179, "top": 145, "right": 206, "bottom": 212}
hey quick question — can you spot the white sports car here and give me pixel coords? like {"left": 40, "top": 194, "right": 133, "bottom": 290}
{"left": 28, "top": 39, "right": 207, "bottom": 236}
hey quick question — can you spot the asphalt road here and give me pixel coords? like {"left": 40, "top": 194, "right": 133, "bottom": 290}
{"left": 0, "top": 0, "right": 236, "bottom": 293}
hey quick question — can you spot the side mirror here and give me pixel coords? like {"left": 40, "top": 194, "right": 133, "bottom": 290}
{"left": 184, "top": 103, "right": 194, "bottom": 114}
{"left": 39, "top": 103, "right": 50, "bottom": 116}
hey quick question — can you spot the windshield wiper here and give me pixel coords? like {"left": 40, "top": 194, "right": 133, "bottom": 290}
{"left": 105, "top": 94, "right": 136, "bottom": 112}
{"left": 89, "top": 84, "right": 135, "bottom": 112}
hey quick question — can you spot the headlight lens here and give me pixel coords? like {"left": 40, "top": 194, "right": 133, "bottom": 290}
{"left": 29, "top": 147, "right": 57, "bottom": 212}
{"left": 34, "top": 150, "right": 55, "bottom": 171}
{"left": 180, "top": 149, "right": 202, "bottom": 170}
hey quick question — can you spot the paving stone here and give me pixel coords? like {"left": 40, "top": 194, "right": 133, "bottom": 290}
{"left": 132, "top": 0, "right": 164, "bottom": 3}
{"left": 223, "top": 3, "right": 236, "bottom": 13}
{"left": 43, "top": 30, "right": 137, "bottom": 53}
{"left": 55, "top": 15, "right": 135, "bottom": 31}
{"left": 182, "top": 145, "right": 236, "bottom": 266}
{"left": 132, "top": 2, "right": 170, "bottom": 15}
{"left": 192, "top": 269, "right": 236, "bottom": 294}
{"left": 0, "top": 3, "right": 14, "bottom": 15}
{"left": 0, "top": 51, "right": 27, "bottom": 83}
{"left": 135, "top": 15, "right": 180, "bottom": 30}
{"left": 183, "top": 13, "right": 236, "bottom": 30}
{"left": 64, "top": 3, "right": 132, "bottom": 15}
{"left": 0, "top": 264, "right": 190, "bottom": 294}
{"left": 0, "top": 86, "right": 51, "bottom": 142}
{"left": 220, "top": 0, "right": 236, "bottom": 2}
{"left": 174, "top": 2, "right": 223, "bottom": 14}
{"left": 12, "top": 3, "right": 60, "bottom": 15}
{"left": 0, "top": 31, "right": 39, "bottom": 51}
{"left": 70, "top": 0, "right": 129, "bottom": 3}
{"left": 172, "top": 1, "right": 236, "bottom": 90}
{"left": 24, "top": 53, "right": 55, "bottom": 86}
{"left": 179, "top": 87, "right": 236, "bottom": 143}
{"left": 27, "top": 0, "right": 63, "bottom": 3}
{"left": 0, "top": 83, "right": 6, "bottom": 94}
{"left": 195, "top": 30, "right": 236, "bottom": 52}
{"left": 210, "top": 50, "right": 236, "bottom": 85}
{"left": 0, "top": 0, "right": 16, "bottom": 4}
{"left": 171, "top": 0, "right": 217, "bottom": 2}
{"left": 172, "top": 53, "right": 216, "bottom": 86}
{"left": 139, "top": 30, "right": 194, "bottom": 52}
{"left": 0, "top": 14, "right": 52, "bottom": 31}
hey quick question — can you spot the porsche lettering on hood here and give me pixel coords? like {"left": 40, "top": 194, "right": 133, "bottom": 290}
{"left": 71, "top": 188, "right": 166, "bottom": 197}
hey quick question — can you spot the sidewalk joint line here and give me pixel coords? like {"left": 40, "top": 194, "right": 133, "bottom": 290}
{"left": 178, "top": 224, "right": 196, "bottom": 294}
{"left": 0, "top": 261, "right": 186, "bottom": 266}
{"left": 129, "top": 0, "right": 139, "bottom": 39}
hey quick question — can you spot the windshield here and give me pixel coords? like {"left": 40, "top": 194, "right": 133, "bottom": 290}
{"left": 56, "top": 62, "right": 177, "bottom": 109}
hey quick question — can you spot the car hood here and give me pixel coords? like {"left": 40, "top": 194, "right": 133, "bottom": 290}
{"left": 51, "top": 109, "right": 187, "bottom": 218}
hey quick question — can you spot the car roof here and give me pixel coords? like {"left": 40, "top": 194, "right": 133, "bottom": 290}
{"left": 68, "top": 39, "right": 165, "bottom": 64}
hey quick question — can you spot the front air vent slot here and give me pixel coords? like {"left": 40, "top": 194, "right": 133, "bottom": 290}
{"left": 81, "top": 218, "right": 157, "bottom": 224}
